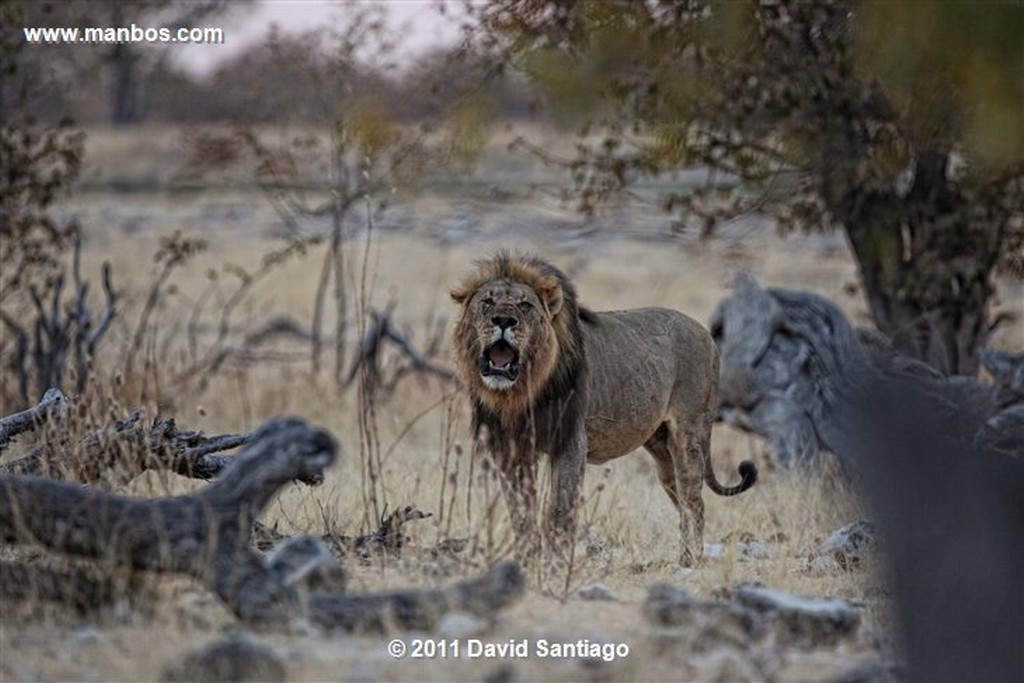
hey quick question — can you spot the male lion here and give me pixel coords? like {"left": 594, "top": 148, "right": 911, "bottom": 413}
{"left": 451, "top": 253, "right": 756, "bottom": 566}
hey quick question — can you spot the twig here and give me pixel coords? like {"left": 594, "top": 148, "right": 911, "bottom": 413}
{"left": 0, "top": 310, "right": 31, "bottom": 406}
{"left": 343, "top": 306, "right": 456, "bottom": 390}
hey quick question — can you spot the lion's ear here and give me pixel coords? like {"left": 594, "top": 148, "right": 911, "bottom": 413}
{"left": 450, "top": 284, "right": 472, "bottom": 305}
{"left": 540, "top": 279, "right": 564, "bottom": 317}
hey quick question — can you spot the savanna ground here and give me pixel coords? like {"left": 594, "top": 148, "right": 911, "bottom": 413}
{"left": 2, "top": 124, "right": 1021, "bottom": 682}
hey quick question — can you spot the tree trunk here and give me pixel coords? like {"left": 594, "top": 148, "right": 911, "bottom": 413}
{"left": 107, "top": 6, "right": 138, "bottom": 125}
{"left": 840, "top": 150, "right": 999, "bottom": 376}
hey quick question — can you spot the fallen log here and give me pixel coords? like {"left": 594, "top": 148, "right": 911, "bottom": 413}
{"left": 0, "top": 417, "right": 524, "bottom": 630}
{"left": 0, "top": 560, "right": 133, "bottom": 614}
{"left": 306, "top": 560, "right": 523, "bottom": 632}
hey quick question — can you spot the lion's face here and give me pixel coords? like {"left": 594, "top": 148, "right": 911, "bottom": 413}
{"left": 451, "top": 254, "right": 578, "bottom": 422}
{"left": 457, "top": 279, "right": 560, "bottom": 392}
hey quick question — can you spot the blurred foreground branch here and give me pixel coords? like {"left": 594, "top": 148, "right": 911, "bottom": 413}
{"left": 0, "top": 417, "right": 524, "bottom": 630}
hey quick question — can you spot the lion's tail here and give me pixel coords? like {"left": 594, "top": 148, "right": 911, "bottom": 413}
{"left": 703, "top": 342, "right": 758, "bottom": 496}
{"left": 705, "top": 459, "right": 758, "bottom": 496}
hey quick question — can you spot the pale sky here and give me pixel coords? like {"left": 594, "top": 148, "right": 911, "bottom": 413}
{"left": 170, "top": 1, "right": 467, "bottom": 75}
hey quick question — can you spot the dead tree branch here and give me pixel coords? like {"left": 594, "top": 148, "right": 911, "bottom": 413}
{"left": 0, "top": 417, "right": 524, "bottom": 630}
{"left": 344, "top": 305, "right": 455, "bottom": 393}
{"left": 0, "top": 419, "right": 331, "bottom": 624}
{"left": 0, "top": 388, "right": 67, "bottom": 452}
{"left": 305, "top": 560, "right": 522, "bottom": 632}
{"left": 0, "top": 393, "right": 269, "bottom": 485}
{"left": 252, "top": 504, "right": 437, "bottom": 563}
{"left": 0, "top": 231, "right": 117, "bottom": 408}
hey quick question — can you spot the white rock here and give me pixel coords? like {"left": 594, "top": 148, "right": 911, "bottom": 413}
{"left": 674, "top": 567, "right": 696, "bottom": 581}
{"left": 578, "top": 583, "right": 616, "bottom": 601}
{"left": 704, "top": 543, "right": 725, "bottom": 558}
{"left": 822, "top": 520, "right": 878, "bottom": 568}
{"left": 439, "top": 611, "right": 489, "bottom": 639}
{"left": 740, "top": 541, "right": 772, "bottom": 560}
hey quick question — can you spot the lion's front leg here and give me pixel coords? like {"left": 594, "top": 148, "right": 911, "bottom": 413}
{"left": 547, "top": 428, "right": 587, "bottom": 555}
{"left": 496, "top": 444, "right": 542, "bottom": 562}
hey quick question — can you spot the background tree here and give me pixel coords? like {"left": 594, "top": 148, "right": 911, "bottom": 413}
{"left": 14, "top": 0, "right": 245, "bottom": 125}
{"left": 2, "top": 2, "right": 84, "bottom": 408}
{"left": 467, "top": 0, "right": 1023, "bottom": 375}
{"left": 1, "top": 3, "right": 83, "bottom": 301}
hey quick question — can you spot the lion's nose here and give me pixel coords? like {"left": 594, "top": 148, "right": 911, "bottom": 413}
{"left": 492, "top": 315, "right": 517, "bottom": 330}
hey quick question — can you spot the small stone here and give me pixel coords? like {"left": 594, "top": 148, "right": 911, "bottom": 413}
{"left": 822, "top": 520, "right": 878, "bottom": 569}
{"left": 643, "top": 584, "right": 694, "bottom": 626}
{"left": 703, "top": 543, "right": 725, "bottom": 558}
{"left": 60, "top": 627, "right": 113, "bottom": 664}
{"left": 71, "top": 627, "right": 103, "bottom": 646}
{"left": 161, "top": 634, "right": 286, "bottom": 683}
{"left": 439, "top": 611, "right": 489, "bottom": 640}
{"left": 578, "top": 583, "right": 616, "bottom": 601}
{"left": 804, "top": 554, "right": 843, "bottom": 575}
{"left": 674, "top": 567, "right": 696, "bottom": 581}
{"left": 264, "top": 535, "right": 347, "bottom": 591}
{"left": 740, "top": 541, "right": 772, "bottom": 560}
{"left": 735, "top": 584, "right": 860, "bottom": 647}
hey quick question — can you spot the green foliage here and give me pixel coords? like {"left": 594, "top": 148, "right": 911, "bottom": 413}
{"left": 856, "top": 2, "right": 1024, "bottom": 170}
{"left": 474, "top": 0, "right": 1022, "bottom": 224}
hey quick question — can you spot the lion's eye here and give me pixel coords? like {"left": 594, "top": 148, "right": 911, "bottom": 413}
{"left": 481, "top": 297, "right": 494, "bottom": 308}
{"left": 517, "top": 301, "right": 534, "bottom": 312}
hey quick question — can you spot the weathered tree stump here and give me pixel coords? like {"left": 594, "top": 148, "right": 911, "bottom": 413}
{"left": 710, "top": 274, "right": 1024, "bottom": 470}
{"left": 712, "top": 275, "right": 1024, "bottom": 681}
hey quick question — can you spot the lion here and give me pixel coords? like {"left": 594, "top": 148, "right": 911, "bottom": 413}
{"left": 450, "top": 253, "right": 757, "bottom": 566}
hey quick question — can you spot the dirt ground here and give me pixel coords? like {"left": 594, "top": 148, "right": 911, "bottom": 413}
{"left": 2, "top": 125, "right": 1020, "bottom": 682}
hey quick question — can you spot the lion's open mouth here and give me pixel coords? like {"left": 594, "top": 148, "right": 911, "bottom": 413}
{"left": 480, "top": 340, "right": 521, "bottom": 386}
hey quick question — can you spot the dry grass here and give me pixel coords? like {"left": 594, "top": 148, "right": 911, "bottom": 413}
{"left": 4, "top": 124, "right": 1017, "bottom": 682}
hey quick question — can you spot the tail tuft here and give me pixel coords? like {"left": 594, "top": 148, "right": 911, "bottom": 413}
{"left": 738, "top": 460, "right": 758, "bottom": 489}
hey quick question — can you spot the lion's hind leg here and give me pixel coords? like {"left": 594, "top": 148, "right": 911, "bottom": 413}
{"left": 645, "top": 421, "right": 705, "bottom": 567}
